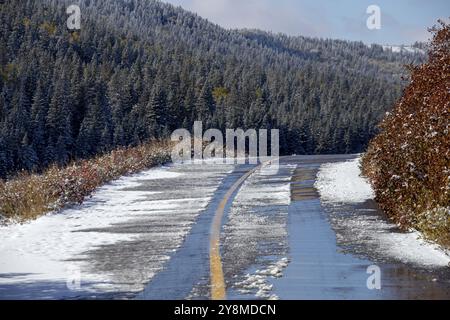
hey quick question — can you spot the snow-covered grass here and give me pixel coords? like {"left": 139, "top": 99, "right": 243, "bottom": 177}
{"left": 0, "top": 140, "right": 171, "bottom": 222}
{"left": 315, "top": 158, "right": 450, "bottom": 268}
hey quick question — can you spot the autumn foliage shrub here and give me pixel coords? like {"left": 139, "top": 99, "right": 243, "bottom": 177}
{"left": 362, "top": 21, "right": 450, "bottom": 247}
{"left": 0, "top": 140, "right": 171, "bottom": 221}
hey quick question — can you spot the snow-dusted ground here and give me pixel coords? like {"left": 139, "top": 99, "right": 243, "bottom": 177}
{"left": 0, "top": 163, "right": 234, "bottom": 298}
{"left": 316, "top": 158, "right": 374, "bottom": 203}
{"left": 315, "top": 158, "right": 450, "bottom": 268}
{"left": 382, "top": 45, "right": 425, "bottom": 54}
{"left": 0, "top": 169, "right": 179, "bottom": 286}
{"left": 222, "top": 162, "right": 296, "bottom": 299}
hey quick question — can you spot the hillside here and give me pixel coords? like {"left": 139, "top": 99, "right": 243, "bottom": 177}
{"left": 0, "top": 0, "right": 425, "bottom": 178}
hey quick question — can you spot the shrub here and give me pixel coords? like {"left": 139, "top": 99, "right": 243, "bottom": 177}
{"left": 362, "top": 21, "right": 450, "bottom": 247}
{"left": 0, "top": 140, "right": 171, "bottom": 222}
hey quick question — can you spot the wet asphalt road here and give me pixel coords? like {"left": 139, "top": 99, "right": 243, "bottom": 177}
{"left": 1, "top": 155, "right": 449, "bottom": 299}
{"left": 274, "top": 156, "right": 450, "bottom": 299}
{"left": 139, "top": 155, "right": 450, "bottom": 300}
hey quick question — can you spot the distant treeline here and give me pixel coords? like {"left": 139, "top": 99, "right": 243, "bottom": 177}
{"left": 0, "top": 0, "right": 425, "bottom": 178}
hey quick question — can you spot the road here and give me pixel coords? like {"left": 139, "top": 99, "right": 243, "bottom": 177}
{"left": 0, "top": 155, "right": 449, "bottom": 299}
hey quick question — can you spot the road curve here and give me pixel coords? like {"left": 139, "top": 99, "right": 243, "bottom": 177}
{"left": 1, "top": 156, "right": 449, "bottom": 300}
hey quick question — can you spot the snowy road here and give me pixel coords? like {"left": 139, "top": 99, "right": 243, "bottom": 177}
{"left": 0, "top": 156, "right": 449, "bottom": 299}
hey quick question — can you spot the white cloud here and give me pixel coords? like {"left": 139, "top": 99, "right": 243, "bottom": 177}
{"left": 166, "top": 0, "right": 331, "bottom": 36}
{"left": 163, "top": 0, "right": 442, "bottom": 44}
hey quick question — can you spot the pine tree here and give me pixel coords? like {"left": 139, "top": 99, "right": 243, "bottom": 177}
{"left": 19, "top": 133, "right": 38, "bottom": 171}
{"left": 146, "top": 82, "right": 167, "bottom": 136}
{"left": 195, "top": 84, "right": 214, "bottom": 127}
{"left": 30, "top": 80, "right": 48, "bottom": 164}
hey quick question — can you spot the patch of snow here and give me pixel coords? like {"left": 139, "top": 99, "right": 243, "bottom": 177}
{"left": 382, "top": 45, "right": 425, "bottom": 54}
{"left": 235, "top": 164, "right": 295, "bottom": 206}
{"left": 315, "top": 158, "right": 374, "bottom": 203}
{"left": 256, "top": 257, "right": 289, "bottom": 278}
{"left": 236, "top": 257, "right": 289, "bottom": 299}
{"left": 315, "top": 158, "right": 450, "bottom": 268}
{"left": 333, "top": 211, "right": 450, "bottom": 268}
{"left": 0, "top": 168, "right": 182, "bottom": 287}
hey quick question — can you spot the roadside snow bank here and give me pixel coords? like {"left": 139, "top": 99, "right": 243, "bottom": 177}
{"left": 0, "top": 168, "right": 181, "bottom": 288}
{"left": 315, "top": 158, "right": 374, "bottom": 203}
{"left": 315, "top": 158, "right": 450, "bottom": 268}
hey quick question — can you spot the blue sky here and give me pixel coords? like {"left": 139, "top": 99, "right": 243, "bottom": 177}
{"left": 162, "top": 0, "right": 449, "bottom": 44}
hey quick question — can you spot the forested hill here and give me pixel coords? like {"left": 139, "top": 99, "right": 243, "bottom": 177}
{"left": 0, "top": 0, "right": 425, "bottom": 178}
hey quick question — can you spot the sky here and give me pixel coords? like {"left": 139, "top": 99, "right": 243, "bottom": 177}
{"left": 162, "top": 0, "right": 449, "bottom": 45}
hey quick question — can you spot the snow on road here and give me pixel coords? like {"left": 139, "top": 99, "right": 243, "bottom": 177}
{"left": 222, "top": 162, "right": 296, "bottom": 299}
{"left": 0, "top": 163, "right": 234, "bottom": 298}
{"left": 315, "top": 158, "right": 450, "bottom": 268}
{"left": 2, "top": 155, "right": 447, "bottom": 300}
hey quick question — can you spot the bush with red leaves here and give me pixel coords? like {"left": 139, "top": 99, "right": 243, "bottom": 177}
{"left": 362, "top": 21, "right": 450, "bottom": 247}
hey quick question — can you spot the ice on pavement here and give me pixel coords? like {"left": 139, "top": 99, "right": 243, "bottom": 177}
{"left": 315, "top": 158, "right": 450, "bottom": 268}
{"left": 0, "top": 163, "right": 233, "bottom": 298}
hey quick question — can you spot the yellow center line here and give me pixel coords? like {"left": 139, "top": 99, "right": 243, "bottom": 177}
{"left": 209, "top": 163, "right": 264, "bottom": 300}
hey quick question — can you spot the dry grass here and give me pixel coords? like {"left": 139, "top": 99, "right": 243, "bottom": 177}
{"left": 0, "top": 140, "right": 172, "bottom": 222}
